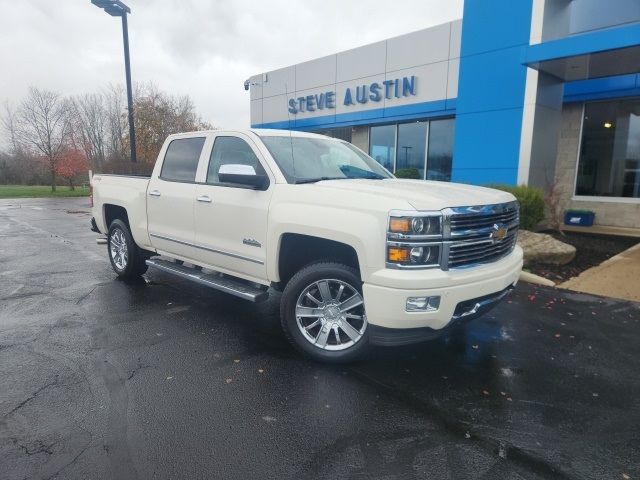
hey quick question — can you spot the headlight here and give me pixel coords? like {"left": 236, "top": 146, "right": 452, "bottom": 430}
{"left": 387, "top": 211, "right": 443, "bottom": 269}
{"left": 388, "top": 213, "right": 441, "bottom": 237}
{"left": 387, "top": 245, "right": 440, "bottom": 267}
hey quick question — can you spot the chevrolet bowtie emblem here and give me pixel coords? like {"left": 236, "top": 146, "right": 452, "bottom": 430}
{"left": 490, "top": 224, "right": 508, "bottom": 242}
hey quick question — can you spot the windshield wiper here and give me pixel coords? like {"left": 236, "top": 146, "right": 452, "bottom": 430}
{"left": 294, "top": 177, "right": 348, "bottom": 184}
{"left": 353, "top": 173, "right": 386, "bottom": 180}
{"left": 338, "top": 165, "right": 387, "bottom": 179}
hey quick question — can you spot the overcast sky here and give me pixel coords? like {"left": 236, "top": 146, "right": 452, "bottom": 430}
{"left": 0, "top": 0, "right": 463, "bottom": 129}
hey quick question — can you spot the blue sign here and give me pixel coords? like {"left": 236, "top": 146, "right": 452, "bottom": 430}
{"left": 288, "top": 75, "right": 416, "bottom": 114}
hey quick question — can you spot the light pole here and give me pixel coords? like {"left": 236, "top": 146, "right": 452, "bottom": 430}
{"left": 91, "top": 0, "right": 137, "bottom": 163}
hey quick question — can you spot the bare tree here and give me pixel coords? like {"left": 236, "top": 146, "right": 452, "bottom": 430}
{"left": 15, "top": 87, "right": 72, "bottom": 191}
{"left": 69, "top": 93, "right": 108, "bottom": 168}
{"left": 104, "top": 83, "right": 128, "bottom": 160}
{"left": 1, "top": 101, "right": 22, "bottom": 155}
{"left": 1, "top": 82, "right": 215, "bottom": 181}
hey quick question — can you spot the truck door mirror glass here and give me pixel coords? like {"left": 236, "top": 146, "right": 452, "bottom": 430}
{"left": 218, "top": 163, "right": 268, "bottom": 190}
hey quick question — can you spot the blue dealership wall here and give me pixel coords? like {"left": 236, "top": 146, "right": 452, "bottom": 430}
{"left": 451, "top": 0, "right": 533, "bottom": 185}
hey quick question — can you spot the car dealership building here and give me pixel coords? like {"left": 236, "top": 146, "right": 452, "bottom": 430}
{"left": 247, "top": 0, "right": 640, "bottom": 228}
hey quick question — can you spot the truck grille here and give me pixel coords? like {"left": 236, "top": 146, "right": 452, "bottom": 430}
{"left": 450, "top": 209, "right": 519, "bottom": 237}
{"left": 448, "top": 231, "right": 518, "bottom": 267}
{"left": 444, "top": 202, "right": 519, "bottom": 269}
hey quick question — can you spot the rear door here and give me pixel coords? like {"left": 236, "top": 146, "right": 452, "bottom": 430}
{"left": 193, "top": 133, "right": 274, "bottom": 282}
{"left": 147, "top": 135, "right": 208, "bottom": 260}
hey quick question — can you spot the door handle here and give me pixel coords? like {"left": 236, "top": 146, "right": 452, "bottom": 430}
{"left": 149, "top": 190, "right": 161, "bottom": 197}
{"left": 196, "top": 195, "right": 212, "bottom": 203}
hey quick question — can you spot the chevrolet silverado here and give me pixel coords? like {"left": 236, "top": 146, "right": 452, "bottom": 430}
{"left": 91, "top": 129, "right": 522, "bottom": 363}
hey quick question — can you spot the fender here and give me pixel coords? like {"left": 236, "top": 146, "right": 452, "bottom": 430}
{"left": 94, "top": 175, "right": 152, "bottom": 250}
{"left": 266, "top": 193, "right": 410, "bottom": 283}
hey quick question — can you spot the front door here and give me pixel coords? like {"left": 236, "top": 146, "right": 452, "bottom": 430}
{"left": 147, "top": 135, "right": 207, "bottom": 260}
{"left": 194, "top": 134, "right": 273, "bottom": 282}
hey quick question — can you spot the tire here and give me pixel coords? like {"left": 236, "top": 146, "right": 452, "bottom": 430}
{"left": 107, "top": 219, "right": 148, "bottom": 278}
{"left": 280, "top": 262, "right": 371, "bottom": 363}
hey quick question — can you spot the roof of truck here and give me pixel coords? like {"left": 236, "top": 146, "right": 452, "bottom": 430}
{"left": 168, "top": 129, "right": 331, "bottom": 139}
{"left": 250, "top": 129, "right": 328, "bottom": 138}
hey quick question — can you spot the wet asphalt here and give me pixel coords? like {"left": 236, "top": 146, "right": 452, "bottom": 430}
{"left": 0, "top": 197, "right": 639, "bottom": 480}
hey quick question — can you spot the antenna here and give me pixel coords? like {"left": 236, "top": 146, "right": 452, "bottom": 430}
{"left": 284, "top": 82, "right": 296, "bottom": 181}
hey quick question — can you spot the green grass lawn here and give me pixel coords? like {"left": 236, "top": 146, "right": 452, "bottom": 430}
{"left": 0, "top": 185, "right": 90, "bottom": 198}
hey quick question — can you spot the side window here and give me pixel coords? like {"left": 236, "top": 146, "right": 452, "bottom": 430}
{"left": 160, "top": 137, "right": 206, "bottom": 182}
{"left": 206, "top": 136, "right": 266, "bottom": 184}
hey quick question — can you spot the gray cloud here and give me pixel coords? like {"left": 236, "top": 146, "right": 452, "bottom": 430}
{"left": 0, "top": 0, "right": 462, "bottom": 130}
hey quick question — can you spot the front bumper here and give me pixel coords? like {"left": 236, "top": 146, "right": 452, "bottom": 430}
{"left": 362, "top": 246, "right": 522, "bottom": 333}
{"left": 368, "top": 285, "right": 514, "bottom": 346}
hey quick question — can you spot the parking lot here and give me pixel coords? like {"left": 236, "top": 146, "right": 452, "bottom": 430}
{"left": 1, "top": 197, "right": 639, "bottom": 480}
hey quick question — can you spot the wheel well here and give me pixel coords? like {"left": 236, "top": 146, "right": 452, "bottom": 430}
{"left": 278, "top": 233, "right": 360, "bottom": 286}
{"left": 104, "top": 204, "right": 129, "bottom": 230}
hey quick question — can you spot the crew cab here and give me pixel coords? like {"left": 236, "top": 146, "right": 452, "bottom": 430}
{"left": 91, "top": 129, "right": 523, "bottom": 363}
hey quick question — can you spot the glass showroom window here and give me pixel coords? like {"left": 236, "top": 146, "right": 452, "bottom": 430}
{"left": 369, "top": 124, "right": 396, "bottom": 171}
{"left": 397, "top": 121, "right": 428, "bottom": 178}
{"left": 369, "top": 119, "right": 455, "bottom": 180}
{"left": 576, "top": 99, "right": 640, "bottom": 198}
{"left": 427, "top": 118, "right": 455, "bottom": 181}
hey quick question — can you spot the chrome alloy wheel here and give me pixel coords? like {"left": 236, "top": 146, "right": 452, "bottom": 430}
{"left": 109, "top": 228, "right": 129, "bottom": 271}
{"left": 295, "top": 279, "right": 367, "bottom": 351}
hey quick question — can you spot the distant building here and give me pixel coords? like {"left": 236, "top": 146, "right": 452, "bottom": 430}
{"left": 247, "top": 0, "right": 640, "bottom": 229}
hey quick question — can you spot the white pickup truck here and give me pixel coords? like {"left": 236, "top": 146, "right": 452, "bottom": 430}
{"left": 91, "top": 129, "right": 522, "bottom": 362}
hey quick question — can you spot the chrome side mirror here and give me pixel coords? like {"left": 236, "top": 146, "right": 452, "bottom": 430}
{"left": 218, "top": 164, "right": 268, "bottom": 190}
{"left": 219, "top": 164, "right": 257, "bottom": 176}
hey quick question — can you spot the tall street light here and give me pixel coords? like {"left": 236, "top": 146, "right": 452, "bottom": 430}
{"left": 91, "top": 0, "right": 137, "bottom": 163}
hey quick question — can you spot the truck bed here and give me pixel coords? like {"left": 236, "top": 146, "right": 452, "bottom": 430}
{"left": 92, "top": 174, "right": 151, "bottom": 246}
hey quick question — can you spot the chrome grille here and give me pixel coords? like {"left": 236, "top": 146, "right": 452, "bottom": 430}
{"left": 447, "top": 231, "right": 518, "bottom": 267}
{"left": 443, "top": 201, "right": 519, "bottom": 269}
{"left": 450, "top": 210, "right": 519, "bottom": 234}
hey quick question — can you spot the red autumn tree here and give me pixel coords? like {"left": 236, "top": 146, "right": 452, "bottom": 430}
{"left": 55, "top": 147, "right": 88, "bottom": 190}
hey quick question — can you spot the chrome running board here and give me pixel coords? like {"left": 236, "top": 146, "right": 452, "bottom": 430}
{"left": 146, "top": 258, "right": 269, "bottom": 302}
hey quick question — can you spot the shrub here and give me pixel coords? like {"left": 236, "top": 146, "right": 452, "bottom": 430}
{"left": 488, "top": 184, "right": 545, "bottom": 231}
{"left": 394, "top": 168, "right": 421, "bottom": 179}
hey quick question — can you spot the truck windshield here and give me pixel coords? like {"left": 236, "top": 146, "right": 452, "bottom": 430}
{"left": 260, "top": 135, "right": 393, "bottom": 184}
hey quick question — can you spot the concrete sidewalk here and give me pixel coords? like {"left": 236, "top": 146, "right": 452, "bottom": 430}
{"left": 560, "top": 242, "right": 640, "bottom": 302}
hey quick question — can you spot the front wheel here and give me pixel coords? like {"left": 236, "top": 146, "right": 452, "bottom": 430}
{"left": 107, "top": 219, "right": 148, "bottom": 278}
{"left": 280, "top": 262, "right": 370, "bottom": 363}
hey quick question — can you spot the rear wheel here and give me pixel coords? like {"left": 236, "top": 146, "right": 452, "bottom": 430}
{"left": 107, "top": 219, "right": 148, "bottom": 278}
{"left": 280, "top": 262, "right": 370, "bottom": 363}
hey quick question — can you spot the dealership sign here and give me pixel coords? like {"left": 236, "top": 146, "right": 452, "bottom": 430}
{"left": 287, "top": 75, "right": 416, "bottom": 114}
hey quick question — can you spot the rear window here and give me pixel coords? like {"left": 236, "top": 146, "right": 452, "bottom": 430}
{"left": 160, "top": 137, "right": 206, "bottom": 182}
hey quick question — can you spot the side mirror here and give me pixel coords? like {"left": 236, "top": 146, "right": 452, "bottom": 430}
{"left": 218, "top": 164, "right": 268, "bottom": 190}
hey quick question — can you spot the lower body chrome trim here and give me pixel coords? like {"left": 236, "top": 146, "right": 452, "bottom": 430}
{"left": 451, "top": 285, "right": 514, "bottom": 321}
{"left": 149, "top": 232, "right": 264, "bottom": 265}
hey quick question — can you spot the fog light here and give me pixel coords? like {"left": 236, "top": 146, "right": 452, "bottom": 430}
{"left": 406, "top": 296, "right": 440, "bottom": 312}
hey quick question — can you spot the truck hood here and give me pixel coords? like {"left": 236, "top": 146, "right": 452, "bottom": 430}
{"left": 312, "top": 179, "right": 515, "bottom": 210}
